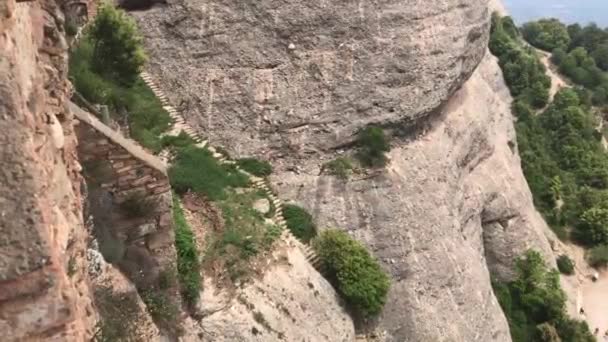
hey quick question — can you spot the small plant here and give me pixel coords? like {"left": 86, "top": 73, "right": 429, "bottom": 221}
{"left": 313, "top": 229, "right": 390, "bottom": 317}
{"left": 252, "top": 311, "right": 271, "bottom": 331}
{"left": 587, "top": 244, "right": 608, "bottom": 267}
{"left": 119, "top": 192, "right": 157, "bottom": 219}
{"left": 161, "top": 131, "right": 196, "bottom": 149}
{"left": 141, "top": 289, "right": 178, "bottom": 323}
{"left": 356, "top": 126, "right": 390, "bottom": 167}
{"left": 173, "top": 197, "right": 201, "bottom": 306}
{"left": 324, "top": 157, "right": 354, "bottom": 179}
{"left": 556, "top": 254, "right": 575, "bottom": 275}
{"left": 67, "top": 256, "right": 77, "bottom": 277}
{"left": 158, "top": 268, "right": 176, "bottom": 290}
{"left": 282, "top": 204, "right": 317, "bottom": 243}
{"left": 237, "top": 158, "right": 273, "bottom": 177}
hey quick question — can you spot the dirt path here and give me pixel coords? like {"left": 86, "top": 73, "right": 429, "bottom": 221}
{"left": 582, "top": 270, "right": 608, "bottom": 337}
{"left": 539, "top": 53, "right": 567, "bottom": 101}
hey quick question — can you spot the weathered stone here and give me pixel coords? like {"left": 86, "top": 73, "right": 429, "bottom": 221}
{"left": 252, "top": 198, "right": 270, "bottom": 215}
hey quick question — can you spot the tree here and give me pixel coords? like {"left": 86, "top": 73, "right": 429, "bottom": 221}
{"left": 356, "top": 126, "right": 390, "bottom": 167}
{"left": 522, "top": 19, "right": 570, "bottom": 51}
{"left": 576, "top": 207, "right": 608, "bottom": 245}
{"left": 89, "top": 4, "right": 146, "bottom": 85}
{"left": 313, "top": 229, "right": 390, "bottom": 316}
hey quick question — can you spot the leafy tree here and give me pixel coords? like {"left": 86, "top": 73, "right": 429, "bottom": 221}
{"left": 89, "top": 4, "right": 146, "bottom": 85}
{"left": 522, "top": 19, "right": 571, "bottom": 51}
{"left": 356, "top": 126, "right": 390, "bottom": 167}
{"left": 313, "top": 229, "right": 390, "bottom": 316}
{"left": 576, "top": 207, "right": 608, "bottom": 245}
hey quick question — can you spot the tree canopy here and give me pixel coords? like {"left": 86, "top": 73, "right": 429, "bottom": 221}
{"left": 522, "top": 19, "right": 571, "bottom": 51}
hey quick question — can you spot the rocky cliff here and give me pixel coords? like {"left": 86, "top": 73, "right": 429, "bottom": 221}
{"left": 0, "top": 0, "right": 96, "bottom": 339}
{"left": 133, "top": 0, "right": 559, "bottom": 340}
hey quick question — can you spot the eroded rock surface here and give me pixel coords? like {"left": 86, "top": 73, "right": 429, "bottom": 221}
{"left": 133, "top": 0, "right": 490, "bottom": 155}
{"left": 190, "top": 239, "right": 354, "bottom": 341}
{"left": 0, "top": 0, "right": 96, "bottom": 339}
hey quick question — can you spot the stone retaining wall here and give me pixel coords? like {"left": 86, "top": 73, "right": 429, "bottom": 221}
{"left": 72, "top": 102, "right": 175, "bottom": 287}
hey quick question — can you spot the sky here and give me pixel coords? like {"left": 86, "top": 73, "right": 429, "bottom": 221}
{"left": 503, "top": 0, "right": 608, "bottom": 26}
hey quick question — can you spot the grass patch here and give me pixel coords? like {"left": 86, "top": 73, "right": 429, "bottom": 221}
{"left": 282, "top": 204, "right": 317, "bottom": 243}
{"left": 69, "top": 36, "right": 171, "bottom": 152}
{"left": 324, "top": 157, "right": 354, "bottom": 179}
{"left": 204, "top": 190, "right": 281, "bottom": 282}
{"left": 169, "top": 146, "right": 249, "bottom": 201}
{"left": 173, "top": 196, "right": 201, "bottom": 306}
{"left": 236, "top": 158, "right": 273, "bottom": 177}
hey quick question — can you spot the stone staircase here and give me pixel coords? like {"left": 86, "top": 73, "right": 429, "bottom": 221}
{"left": 139, "top": 71, "right": 324, "bottom": 272}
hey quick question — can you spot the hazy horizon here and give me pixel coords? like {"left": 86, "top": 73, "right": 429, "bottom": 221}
{"left": 503, "top": 0, "right": 608, "bottom": 27}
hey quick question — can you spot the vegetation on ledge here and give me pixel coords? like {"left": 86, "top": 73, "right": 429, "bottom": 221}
{"left": 69, "top": 4, "right": 171, "bottom": 152}
{"left": 282, "top": 204, "right": 317, "bottom": 243}
{"left": 172, "top": 196, "right": 201, "bottom": 306}
{"left": 313, "top": 229, "right": 390, "bottom": 317}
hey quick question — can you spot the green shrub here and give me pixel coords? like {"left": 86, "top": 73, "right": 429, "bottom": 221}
{"left": 161, "top": 131, "right": 196, "bottom": 149}
{"left": 313, "top": 229, "right": 390, "bottom": 317}
{"left": 172, "top": 197, "right": 201, "bottom": 306}
{"left": 169, "top": 146, "right": 249, "bottom": 200}
{"left": 119, "top": 192, "right": 157, "bottom": 218}
{"left": 521, "top": 19, "right": 571, "bottom": 51}
{"left": 575, "top": 207, "right": 608, "bottom": 245}
{"left": 556, "top": 255, "right": 575, "bottom": 275}
{"left": 282, "top": 204, "right": 317, "bottom": 243}
{"left": 587, "top": 244, "right": 608, "bottom": 267}
{"left": 324, "top": 157, "right": 354, "bottom": 179}
{"left": 141, "top": 289, "right": 179, "bottom": 324}
{"left": 356, "top": 126, "right": 390, "bottom": 167}
{"left": 89, "top": 4, "right": 146, "bottom": 85}
{"left": 236, "top": 158, "right": 273, "bottom": 177}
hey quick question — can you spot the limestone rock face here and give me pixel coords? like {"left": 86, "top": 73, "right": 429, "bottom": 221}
{"left": 0, "top": 0, "right": 97, "bottom": 339}
{"left": 132, "top": 0, "right": 491, "bottom": 155}
{"left": 274, "top": 53, "right": 555, "bottom": 341}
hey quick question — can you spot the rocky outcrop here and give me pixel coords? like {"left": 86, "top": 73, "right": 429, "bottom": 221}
{"left": 0, "top": 0, "right": 96, "bottom": 339}
{"left": 188, "top": 237, "right": 354, "bottom": 341}
{"left": 132, "top": 0, "right": 490, "bottom": 156}
{"left": 274, "top": 53, "right": 558, "bottom": 341}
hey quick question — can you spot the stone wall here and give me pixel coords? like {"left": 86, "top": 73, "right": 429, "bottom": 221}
{"left": 72, "top": 102, "right": 175, "bottom": 289}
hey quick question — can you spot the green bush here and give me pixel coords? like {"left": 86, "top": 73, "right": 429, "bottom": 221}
{"left": 169, "top": 146, "right": 249, "bottom": 200}
{"left": 521, "top": 19, "right": 571, "bottom": 51}
{"left": 356, "top": 126, "right": 390, "bottom": 167}
{"left": 324, "top": 157, "right": 354, "bottom": 179}
{"left": 236, "top": 158, "right": 273, "bottom": 177}
{"left": 575, "top": 207, "right": 608, "bottom": 245}
{"left": 161, "top": 131, "right": 196, "bottom": 149}
{"left": 587, "top": 244, "right": 608, "bottom": 267}
{"left": 282, "top": 204, "right": 317, "bottom": 243}
{"left": 141, "top": 289, "right": 179, "bottom": 324}
{"left": 89, "top": 4, "right": 146, "bottom": 85}
{"left": 313, "top": 229, "right": 390, "bottom": 317}
{"left": 172, "top": 197, "right": 201, "bottom": 306}
{"left": 556, "top": 255, "right": 575, "bottom": 275}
